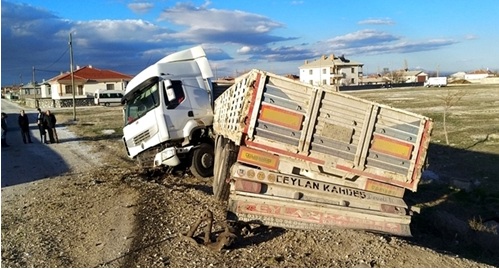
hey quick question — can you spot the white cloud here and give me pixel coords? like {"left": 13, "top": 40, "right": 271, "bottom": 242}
{"left": 358, "top": 18, "right": 395, "bottom": 25}
{"left": 315, "top": 29, "right": 458, "bottom": 56}
{"left": 464, "top": 34, "right": 478, "bottom": 40}
{"left": 128, "top": 2, "right": 154, "bottom": 14}
{"left": 157, "top": 2, "right": 293, "bottom": 45}
{"left": 237, "top": 46, "right": 252, "bottom": 54}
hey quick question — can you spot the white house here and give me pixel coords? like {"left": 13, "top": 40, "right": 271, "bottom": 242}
{"left": 464, "top": 69, "right": 492, "bottom": 82}
{"left": 400, "top": 70, "right": 427, "bottom": 83}
{"left": 42, "top": 66, "right": 132, "bottom": 100}
{"left": 299, "top": 54, "right": 364, "bottom": 86}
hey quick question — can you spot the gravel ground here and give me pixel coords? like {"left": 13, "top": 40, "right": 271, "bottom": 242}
{"left": 1, "top": 103, "right": 498, "bottom": 267}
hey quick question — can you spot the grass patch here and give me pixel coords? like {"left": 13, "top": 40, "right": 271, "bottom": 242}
{"left": 56, "top": 106, "right": 124, "bottom": 139}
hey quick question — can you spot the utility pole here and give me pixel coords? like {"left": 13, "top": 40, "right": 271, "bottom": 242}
{"left": 69, "top": 32, "right": 76, "bottom": 121}
{"left": 32, "top": 66, "right": 36, "bottom": 105}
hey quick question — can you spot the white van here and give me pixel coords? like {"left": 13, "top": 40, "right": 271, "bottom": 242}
{"left": 94, "top": 89, "right": 124, "bottom": 106}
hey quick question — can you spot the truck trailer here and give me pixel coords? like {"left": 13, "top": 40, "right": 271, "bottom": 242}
{"left": 212, "top": 69, "right": 433, "bottom": 236}
{"left": 424, "top": 77, "right": 447, "bottom": 87}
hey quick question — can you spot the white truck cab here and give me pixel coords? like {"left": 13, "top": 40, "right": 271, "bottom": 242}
{"left": 121, "top": 46, "right": 215, "bottom": 178}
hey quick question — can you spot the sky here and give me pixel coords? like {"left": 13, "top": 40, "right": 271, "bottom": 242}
{"left": 1, "top": 0, "right": 499, "bottom": 86}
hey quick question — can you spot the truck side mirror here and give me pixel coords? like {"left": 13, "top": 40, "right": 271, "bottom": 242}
{"left": 164, "top": 80, "right": 176, "bottom": 102}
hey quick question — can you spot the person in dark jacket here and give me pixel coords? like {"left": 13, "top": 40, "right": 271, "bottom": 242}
{"left": 36, "top": 108, "right": 47, "bottom": 143}
{"left": 18, "top": 110, "right": 33, "bottom": 144}
{"left": 44, "top": 110, "right": 58, "bottom": 143}
{"left": 1, "top": 112, "right": 9, "bottom": 147}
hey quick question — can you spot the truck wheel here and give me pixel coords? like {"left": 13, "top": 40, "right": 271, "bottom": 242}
{"left": 190, "top": 143, "right": 214, "bottom": 180}
{"left": 213, "top": 141, "right": 237, "bottom": 201}
{"left": 213, "top": 135, "right": 224, "bottom": 175}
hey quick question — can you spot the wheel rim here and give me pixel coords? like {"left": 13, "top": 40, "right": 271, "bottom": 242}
{"left": 200, "top": 152, "right": 214, "bottom": 168}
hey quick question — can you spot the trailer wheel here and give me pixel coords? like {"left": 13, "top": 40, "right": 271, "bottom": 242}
{"left": 190, "top": 143, "right": 214, "bottom": 180}
{"left": 213, "top": 135, "right": 224, "bottom": 176}
{"left": 213, "top": 141, "right": 237, "bottom": 201}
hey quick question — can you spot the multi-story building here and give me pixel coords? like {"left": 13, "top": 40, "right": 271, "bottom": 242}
{"left": 299, "top": 54, "right": 364, "bottom": 86}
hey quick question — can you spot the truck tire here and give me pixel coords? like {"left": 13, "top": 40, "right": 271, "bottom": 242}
{"left": 190, "top": 143, "right": 214, "bottom": 180}
{"left": 213, "top": 135, "right": 224, "bottom": 176}
{"left": 213, "top": 141, "right": 237, "bottom": 201}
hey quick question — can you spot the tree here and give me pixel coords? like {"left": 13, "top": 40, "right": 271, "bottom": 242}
{"left": 439, "top": 88, "right": 466, "bottom": 145}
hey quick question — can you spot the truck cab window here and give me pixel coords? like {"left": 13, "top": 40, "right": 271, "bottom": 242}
{"left": 164, "top": 80, "right": 185, "bottom": 109}
{"left": 124, "top": 82, "right": 160, "bottom": 124}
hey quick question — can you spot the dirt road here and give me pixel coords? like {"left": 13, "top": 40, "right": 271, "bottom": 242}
{"left": 1, "top": 99, "right": 138, "bottom": 267}
{"left": 1, "top": 99, "right": 497, "bottom": 267}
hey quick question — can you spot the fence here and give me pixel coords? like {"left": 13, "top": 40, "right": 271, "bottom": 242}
{"left": 25, "top": 97, "right": 95, "bottom": 109}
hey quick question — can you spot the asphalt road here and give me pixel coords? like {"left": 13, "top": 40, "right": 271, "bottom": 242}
{"left": 1, "top": 99, "right": 76, "bottom": 188}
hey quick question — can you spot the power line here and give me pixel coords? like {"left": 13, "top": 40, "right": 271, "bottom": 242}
{"left": 34, "top": 68, "right": 63, "bottom": 74}
{"left": 41, "top": 46, "right": 69, "bottom": 70}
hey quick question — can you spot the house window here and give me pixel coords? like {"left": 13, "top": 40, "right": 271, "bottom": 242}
{"left": 351, "top": 68, "right": 355, "bottom": 73}
{"left": 65, "top": 85, "right": 73, "bottom": 94}
{"left": 309, "top": 80, "right": 313, "bottom": 85}
{"left": 351, "top": 78, "right": 355, "bottom": 84}
{"left": 322, "top": 79, "right": 327, "bottom": 85}
{"left": 322, "top": 68, "right": 326, "bottom": 74}
{"left": 106, "top": 84, "right": 115, "bottom": 90}
{"left": 78, "top": 85, "right": 83, "bottom": 95}
{"left": 309, "top": 69, "right": 313, "bottom": 75}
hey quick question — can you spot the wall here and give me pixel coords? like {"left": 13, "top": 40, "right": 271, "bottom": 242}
{"left": 85, "top": 81, "right": 127, "bottom": 95}
{"left": 25, "top": 97, "right": 95, "bottom": 109}
{"left": 481, "top": 77, "right": 499, "bottom": 84}
{"left": 339, "top": 82, "right": 423, "bottom": 91}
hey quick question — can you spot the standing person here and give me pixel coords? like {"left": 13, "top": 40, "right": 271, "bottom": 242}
{"left": 44, "top": 110, "right": 58, "bottom": 143}
{"left": 18, "top": 110, "right": 33, "bottom": 144}
{"left": 1, "top": 112, "right": 9, "bottom": 147}
{"left": 36, "top": 108, "right": 47, "bottom": 143}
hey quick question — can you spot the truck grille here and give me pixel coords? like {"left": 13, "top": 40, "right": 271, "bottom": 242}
{"left": 133, "top": 130, "right": 151, "bottom": 146}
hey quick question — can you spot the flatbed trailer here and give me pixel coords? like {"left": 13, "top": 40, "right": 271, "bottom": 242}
{"left": 212, "top": 69, "right": 433, "bottom": 236}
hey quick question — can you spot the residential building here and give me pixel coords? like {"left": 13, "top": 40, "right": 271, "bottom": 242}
{"left": 464, "top": 69, "right": 493, "bottom": 81}
{"left": 400, "top": 70, "right": 427, "bottom": 83}
{"left": 20, "top": 82, "right": 41, "bottom": 96}
{"left": 299, "top": 54, "right": 364, "bottom": 86}
{"left": 43, "top": 65, "right": 132, "bottom": 100}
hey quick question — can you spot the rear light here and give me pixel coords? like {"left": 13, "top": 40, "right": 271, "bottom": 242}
{"left": 234, "top": 179, "right": 262, "bottom": 194}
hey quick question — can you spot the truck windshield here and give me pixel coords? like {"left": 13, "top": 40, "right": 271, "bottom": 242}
{"left": 124, "top": 81, "right": 160, "bottom": 125}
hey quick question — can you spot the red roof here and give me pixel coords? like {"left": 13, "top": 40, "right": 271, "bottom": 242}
{"left": 50, "top": 66, "right": 132, "bottom": 82}
{"left": 469, "top": 69, "right": 492, "bottom": 74}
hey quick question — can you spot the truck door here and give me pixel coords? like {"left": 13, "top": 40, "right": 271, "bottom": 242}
{"left": 162, "top": 80, "right": 194, "bottom": 140}
{"left": 181, "top": 77, "right": 212, "bottom": 120}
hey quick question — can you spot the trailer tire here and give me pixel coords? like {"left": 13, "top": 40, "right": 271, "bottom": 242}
{"left": 190, "top": 143, "right": 214, "bottom": 180}
{"left": 213, "top": 141, "right": 237, "bottom": 201}
{"left": 213, "top": 135, "right": 224, "bottom": 176}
